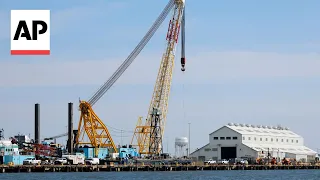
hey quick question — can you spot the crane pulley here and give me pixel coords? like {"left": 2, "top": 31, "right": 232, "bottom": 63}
{"left": 74, "top": 0, "right": 182, "bottom": 156}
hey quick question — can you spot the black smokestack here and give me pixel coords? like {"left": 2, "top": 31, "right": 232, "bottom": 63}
{"left": 68, "top": 102, "right": 74, "bottom": 154}
{"left": 35, "top": 103, "right": 40, "bottom": 144}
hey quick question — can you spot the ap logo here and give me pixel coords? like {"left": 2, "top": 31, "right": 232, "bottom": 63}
{"left": 11, "top": 10, "right": 50, "bottom": 55}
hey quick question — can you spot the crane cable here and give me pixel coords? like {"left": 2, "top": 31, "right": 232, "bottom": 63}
{"left": 182, "top": 76, "right": 186, "bottom": 123}
{"left": 181, "top": 7, "right": 186, "bottom": 124}
{"left": 88, "top": 0, "right": 175, "bottom": 106}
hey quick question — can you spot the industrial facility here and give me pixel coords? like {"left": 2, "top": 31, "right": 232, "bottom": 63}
{"left": 0, "top": 0, "right": 187, "bottom": 166}
{"left": 190, "top": 123, "right": 317, "bottom": 163}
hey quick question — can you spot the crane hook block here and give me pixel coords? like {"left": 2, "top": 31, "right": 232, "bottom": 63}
{"left": 181, "top": 57, "right": 186, "bottom": 71}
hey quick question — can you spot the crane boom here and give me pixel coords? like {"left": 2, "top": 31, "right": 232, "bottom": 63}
{"left": 75, "top": 0, "right": 175, "bottom": 156}
{"left": 88, "top": 0, "right": 175, "bottom": 106}
{"left": 44, "top": 133, "right": 68, "bottom": 140}
{"left": 132, "top": 0, "right": 185, "bottom": 155}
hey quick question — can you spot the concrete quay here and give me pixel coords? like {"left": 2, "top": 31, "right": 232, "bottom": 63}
{"left": 0, "top": 164, "right": 319, "bottom": 173}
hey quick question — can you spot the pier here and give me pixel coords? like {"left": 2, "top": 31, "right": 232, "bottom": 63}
{"left": 0, "top": 164, "right": 319, "bottom": 173}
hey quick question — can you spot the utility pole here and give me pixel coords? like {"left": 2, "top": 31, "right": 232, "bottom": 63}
{"left": 121, "top": 130, "right": 123, "bottom": 146}
{"left": 166, "top": 137, "right": 169, "bottom": 153}
{"left": 188, "top": 122, "right": 191, "bottom": 157}
{"left": 268, "top": 148, "right": 270, "bottom": 164}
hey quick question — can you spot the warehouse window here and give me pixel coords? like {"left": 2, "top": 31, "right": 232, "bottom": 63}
{"left": 260, "top": 138, "right": 262, "bottom": 141}
{"left": 232, "top": 137, "right": 237, "bottom": 140}
{"left": 254, "top": 137, "right": 256, "bottom": 141}
{"left": 265, "top": 138, "right": 268, "bottom": 141}
{"left": 296, "top": 140, "right": 298, "bottom": 143}
{"left": 226, "top": 137, "right": 231, "bottom": 140}
{"left": 213, "top": 137, "right": 218, "bottom": 140}
{"left": 220, "top": 137, "right": 225, "bottom": 140}
{"left": 276, "top": 139, "right": 278, "bottom": 142}
{"left": 212, "top": 148, "right": 218, "bottom": 151}
{"left": 286, "top": 139, "right": 288, "bottom": 142}
{"left": 271, "top": 138, "right": 273, "bottom": 142}
{"left": 291, "top": 139, "right": 293, "bottom": 143}
{"left": 248, "top": 137, "right": 251, "bottom": 140}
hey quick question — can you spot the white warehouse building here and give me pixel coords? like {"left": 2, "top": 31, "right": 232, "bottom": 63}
{"left": 190, "top": 123, "right": 317, "bottom": 162}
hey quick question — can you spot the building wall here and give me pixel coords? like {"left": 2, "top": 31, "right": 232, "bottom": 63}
{"left": 191, "top": 125, "right": 316, "bottom": 162}
{"left": 3, "top": 155, "right": 34, "bottom": 165}
{"left": 237, "top": 144, "right": 258, "bottom": 159}
{"left": 190, "top": 144, "right": 212, "bottom": 161}
{"left": 209, "top": 127, "right": 241, "bottom": 160}
{"left": 78, "top": 147, "right": 109, "bottom": 159}
{"left": 241, "top": 134, "right": 304, "bottom": 146}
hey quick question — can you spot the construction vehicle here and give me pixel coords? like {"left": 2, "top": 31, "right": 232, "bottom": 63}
{"left": 131, "top": 0, "right": 186, "bottom": 156}
{"left": 23, "top": 157, "right": 41, "bottom": 165}
{"left": 75, "top": 0, "right": 186, "bottom": 157}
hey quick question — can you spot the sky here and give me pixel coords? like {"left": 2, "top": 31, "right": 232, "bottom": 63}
{"left": 0, "top": 0, "right": 320, "bottom": 155}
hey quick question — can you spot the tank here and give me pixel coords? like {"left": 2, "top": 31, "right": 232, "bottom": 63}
{"left": 175, "top": 137, "right": 188, "bottom": 147}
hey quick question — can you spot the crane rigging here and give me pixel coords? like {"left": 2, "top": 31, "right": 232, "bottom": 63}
{"left": 131, "top": 0, "right": 186, "bottom": 156}
{"left": 44, "top": 133, "right": 68, "bottom": 144}
{"left": 181, "top": 7, "right": 186, "bottom": 72}
{"left": 75, "top": 0, "right": 186, "bottom": 156}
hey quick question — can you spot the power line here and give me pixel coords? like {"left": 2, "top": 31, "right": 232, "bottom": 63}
{"left": 105, "top": 124, "right": 135, "bottom": 133}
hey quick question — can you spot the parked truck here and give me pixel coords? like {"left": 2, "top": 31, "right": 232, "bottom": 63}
{"left": 61, "top": 154, "right": 85, "bottom": 165}
{"left": 204, "top": 159, "right": 217, "bottom": 165}
{"left": 85, "top": 158, "right": 99, "bottom": 165}
{"left": 54, "top": 157, "right": 68, "bottom": 165}
{"left": 23, "top": 157, "right": 41, "bottom": 165}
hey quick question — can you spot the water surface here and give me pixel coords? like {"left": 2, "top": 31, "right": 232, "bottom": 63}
{"left": 0, "top": 170, "right": 319, "bottom": 179}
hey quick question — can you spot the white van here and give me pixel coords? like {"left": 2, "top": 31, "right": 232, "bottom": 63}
{"left": 85, "top": 158, "right": 100, "bottom": 165}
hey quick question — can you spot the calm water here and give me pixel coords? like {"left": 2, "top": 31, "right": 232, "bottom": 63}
{"left": 0, "top": 170, "right": 319, "bottom": 179}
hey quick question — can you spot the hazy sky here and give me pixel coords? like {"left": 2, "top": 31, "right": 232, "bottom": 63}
{"left": 0, "top": 0, "right": 320, "bottom": 154}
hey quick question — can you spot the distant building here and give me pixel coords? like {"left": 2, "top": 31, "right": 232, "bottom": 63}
{"left": 190, "top": 123, "right": 317, "bottom": 162}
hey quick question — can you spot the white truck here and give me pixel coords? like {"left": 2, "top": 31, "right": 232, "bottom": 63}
{"left": 61, "top": 154, "right": 85, "bottom": 165}
{"left": 85, "top": 158, "right": 100, "bottom": 165}
{"left": 54, "top": 157, "right": 68, "bottom": 165}
{"left": 204, "top": 159, "right": 217, "bottom": 165}
{"left": 23, "top": 157, "right": 41, "bottom": 165}
{"left": 218, "top": 159, "right": 229, "bottom": 164}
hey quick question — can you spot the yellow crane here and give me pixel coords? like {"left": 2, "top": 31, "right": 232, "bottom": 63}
{"left": 131, "top": 0, "right": 186, "bottom": 156}
{"left": 74, "top": 0, "right": 185, "bottom": 156}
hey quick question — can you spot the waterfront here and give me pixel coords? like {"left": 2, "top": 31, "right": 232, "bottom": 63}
{"left": 0, "top": 170, "right": 320, "bottom": 180}
{"left": 0, "top": 164, "right": 319, "bottom": 173}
